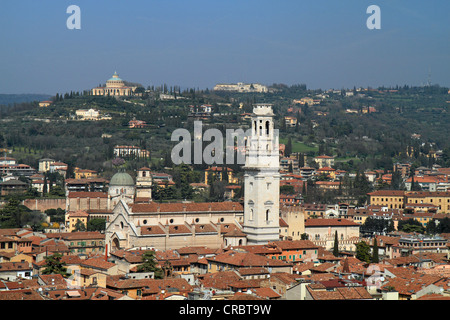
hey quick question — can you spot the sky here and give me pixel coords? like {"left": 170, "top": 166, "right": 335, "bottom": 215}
{"left": 0, "top": 0, "right": 449, "bottom": 94}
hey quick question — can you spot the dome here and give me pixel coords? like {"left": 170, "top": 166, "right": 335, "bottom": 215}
{"left": 107, "top": 71, "right": 123, "bottom": 82}
{"left": 110, "top": 171, "right": 135, "bottom": 186}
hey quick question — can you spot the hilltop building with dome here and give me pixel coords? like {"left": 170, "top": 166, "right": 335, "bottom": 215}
{"left": 91, "top": 71, "right": 135, "bottom": 96}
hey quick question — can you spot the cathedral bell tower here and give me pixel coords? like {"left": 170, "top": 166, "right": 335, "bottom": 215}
{"left": 243, "top": 104, "right": 280, "bottom": 244}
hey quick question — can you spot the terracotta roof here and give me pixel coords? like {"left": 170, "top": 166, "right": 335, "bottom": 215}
{"left": 381, "top": 273, "right": 443, "bottom": 296}
{"left": 416, "top": 293, "right": 450, "bottom": 300}
{"left": 253, "top": 287, "right": 281, "bottom": 299}
{"left": 405, "top": 191, "right": 450, "bottom": 198}
{"left": 238, "top": 267, "right": 270, "bottom": 276}
{"left": 68, "top": 191, "right": 108, "bottom": 198}
{"left": 0, "top": 289, "right": 44, "bottom": 300}
{"left": 197, "top": 271, "right": 241, "bottom": 290}
{"left": 271, "top": 240, "right": 319, "bottom": 250}
{"left": 45, "top": 232, "right": 104, "bottom": 241}
{"left": 293, "top": 262, "right": 316, "bottom": 273}
{"left": 208, "top": 251, "right": 290, "bottom": 268}
{"left": 0, "top": 261, "right": 31, "bottom": 271}
{"left": 81, "top": 257, "right": 116, "bottom": 270}
{"left": 68, "top": 210, "right": 89, "bottom": 218}
{"left": 107, "top": 277, "right": 192, "bottom": 294}
{"left": 307, "top": 285, "right": 372, "bottom": 300}
{"left": 176, "top": 246, "right": 219, "bottom": 256}
{"left": 311, "top": 262, "right": 337, "bottom": 273}
{"left": 168, "top": 224, "right": 191, "bottom": 234}
{"left": 130, "top": 201, "right": 243, "bottom": 213}
{"left": 367, "top": 190, "right": 405, "bottom": 196}
{"left": 305, "top": 218, "right": 360, "bottom": 227}
{"left": 140, "top": 225, "right": 166, "bottom": 235}
{"left": 39, "top": 274, "right": 67, "bottom": 287}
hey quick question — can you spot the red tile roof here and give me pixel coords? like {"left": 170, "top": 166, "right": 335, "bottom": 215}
{"left": 67, "top": 191, "right": 108, "bottom": 198}
{"left": 208, "top": 251, "right": 290, "bottom": 268}
{"left": 130, "top": 201, "right": 243, "bottom": 213}
{"left": 305, "top": 218, "right": 360, "bottom": 227}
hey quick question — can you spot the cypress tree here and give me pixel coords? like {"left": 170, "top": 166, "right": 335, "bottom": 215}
{"left": 372, "top": 238, "right": 379, "bottom": 263}
{"left": 333, "top": 230, "right": 339, "bottom": 257}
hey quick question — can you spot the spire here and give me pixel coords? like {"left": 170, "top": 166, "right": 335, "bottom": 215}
{"left": 342, "top": 257, "right": 350, "bottom": 273}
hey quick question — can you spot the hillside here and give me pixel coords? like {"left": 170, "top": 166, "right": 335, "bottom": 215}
{"left": 0, "top": 94, "right": 52, "bottom": 106}
{"left": 0, "top": 84, "right": 448, "bottom": 180}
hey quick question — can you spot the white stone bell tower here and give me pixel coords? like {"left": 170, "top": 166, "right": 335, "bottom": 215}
{"left": 243, "top": 104, "right": 280, "bottom": 244}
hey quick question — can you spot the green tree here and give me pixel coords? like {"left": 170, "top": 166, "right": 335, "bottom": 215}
{"left": 137, "top": 251, "right": 163, "bottom": 279}
{"left": 0, "top": 198, "right": 26, "bottom": 228}
{"left": 355, "top": 241, "right": 371, "bottom": 263}
{"left": 42, "top": 177, "right": 48, "bottom": 195}
{"left": 87, "top": 218, "right": 106, "bottom": 232}
{"left": 333, "top": 231, "right": 339, "bottom": 257}
{"left": 74, "top": 219, "right": 86, "bottom": 232}
{"left": 285, "top": 137, "right": 292, "bottom": 157}
{"left": 42, "top": 253, "right": 71, "bottom": 277}
{"left": 372, "top": 238, "right": 379, "bottom": 263}
{"left": 398, "top": 218, "right": 425, "bottom": 234}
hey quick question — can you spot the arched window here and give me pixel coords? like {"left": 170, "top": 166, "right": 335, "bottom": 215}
{"left": 265, "top": 121, "right": 270, "bottom": 135}
{"left": 266, "top": 209, "right": 270, "bottom": 221}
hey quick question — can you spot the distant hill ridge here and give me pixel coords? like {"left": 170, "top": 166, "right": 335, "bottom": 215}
{"left": 0, "top": 94, "right": 52, "bottom": 106}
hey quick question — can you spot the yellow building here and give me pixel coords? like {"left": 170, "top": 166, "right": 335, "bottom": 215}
{"left": 66, "top": 210, "right": 89, "bottom": 232}
{"left": 284, "top": 116, "right": 298, "bottom": 127}
{"left": 314, "top": 155, "right": 335, "bottom": 169}
{"left": 280, "top": 205, "right": 305, "bottom": 241}
{"left": 405, "top": 191, "right": 450, "bottom": 214}
{"left": 316, "top": 166, "right": 336, "bottom": 179}
{"left": 39, "top": 101, "right": 52, "bottom": 107}
{"left": 204, "top": 166, "right": 238, "bottom": 184}
{"left": 74, "top": 168, "right": 98, "bottom": 179}
{"left": 92, "top": 72, "right": 135, "bottom": 96}
{"left": 367, "top": 190, "right": 406, "bottom": 209}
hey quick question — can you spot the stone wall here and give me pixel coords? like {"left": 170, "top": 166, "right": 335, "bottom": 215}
{"left": 22, "top": 198, "right": 66, "bottom": 212}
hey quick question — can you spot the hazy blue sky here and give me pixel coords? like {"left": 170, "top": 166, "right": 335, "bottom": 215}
{"left": 0, "top": 0, "right": 448, "bottom": 94}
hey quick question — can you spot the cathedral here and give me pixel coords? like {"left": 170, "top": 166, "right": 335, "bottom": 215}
{"left": 104, "top": 104, "right": 281, "bottom": 254}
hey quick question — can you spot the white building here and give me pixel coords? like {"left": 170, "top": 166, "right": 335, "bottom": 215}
{"left": 213, "top": 82, "right": 268, "bottom": 93}
{"left": 243, "top": 104, "right": 280, "bottom": 244}
{"left": 75, "top": 108, "right": 100, "bottom": 120}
